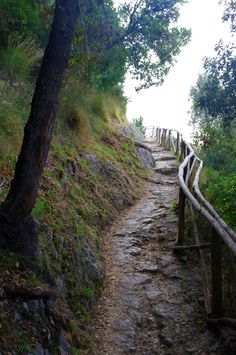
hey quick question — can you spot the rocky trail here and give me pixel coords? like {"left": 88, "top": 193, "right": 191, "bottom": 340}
{"left": 92, "top": 139, "right": 233, "bottom": 355}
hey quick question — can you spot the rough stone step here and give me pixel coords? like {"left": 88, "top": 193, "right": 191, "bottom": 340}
{"left": 154, "top": 167, "right": 178, "bottom": 175}
{"left": 155, "top": 156, "right": 176, "bottom": 162}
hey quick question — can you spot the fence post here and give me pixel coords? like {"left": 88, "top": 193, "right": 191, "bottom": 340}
{"left": 180, "top": 139, "right": 185, "bottom": 161}
{"left": 177, "top": 187, "right": 185, "bottom": 245}
{"left": 168, "top": 130, "right": 171, "bottom": 150}
{"left": 176, "top": 132, "right": 180, "bottom": 156}
{"left": 211, "top": 227, "right": 223, "bottom": 317}
{"left": 163, "top": 129, "right": 166, "bottom": 147}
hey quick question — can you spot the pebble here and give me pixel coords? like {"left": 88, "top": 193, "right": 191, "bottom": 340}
{"left": 14, "top": 311, "right": 21, "bottom": 321}
{"left": 0, "top": 288, "right": 5, "bottom": 300}
{"left": 160, "top": 335, "right": 173, "bottom": 348}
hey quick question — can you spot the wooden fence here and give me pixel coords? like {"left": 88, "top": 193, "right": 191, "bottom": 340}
{"left": 146, "top": 126, "right": 236, "bottom": 325}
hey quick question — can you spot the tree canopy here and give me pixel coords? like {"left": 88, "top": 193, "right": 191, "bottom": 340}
{"left": 0, "top": 0, "right": 190, "bottom": 92}
{"left": 117, "top": 0, "right": 190, "bottom": 90}
{"left": 190, "top": 0, "right": 236, "bottom": 137}
{"left": 189, "top": 0, "right": 236, "bottom": 232}
{"left": 190, "top": 40, "right": 236, "bottom": 131}
{"left": 0, "top": 0, "right": 191, "bottom": 260}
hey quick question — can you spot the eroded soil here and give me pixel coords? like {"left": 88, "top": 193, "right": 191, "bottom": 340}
{"left": 92, "top": 140, "right": 233, "bottom": 355}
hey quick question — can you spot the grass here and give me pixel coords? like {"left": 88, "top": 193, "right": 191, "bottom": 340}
{"left": 0, "top": 250, "right": 22, "bottom": 269}
{"left": 0, "top": 309, "right": 10, "bottom": 336}
{"left": 0, "top": 36, "right": 42, "bottom": 82}
{"left": 32, "top": 197, "right": 52, "bottom": 221}
{"left": 75, "top": 223, "right": 87, "bottom": 237}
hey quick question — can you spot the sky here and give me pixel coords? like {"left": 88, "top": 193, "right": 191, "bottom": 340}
{"left": 116, "top": 0, "right": 232, "bottom": 140}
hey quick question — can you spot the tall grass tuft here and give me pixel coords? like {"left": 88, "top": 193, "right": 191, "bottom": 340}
{"left": 0, "top": 36, "right": 42, "bottom": 82}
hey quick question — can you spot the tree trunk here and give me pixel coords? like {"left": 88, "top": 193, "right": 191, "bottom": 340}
{"left": 0, "top": 0, "right": 79, "bottom": 260}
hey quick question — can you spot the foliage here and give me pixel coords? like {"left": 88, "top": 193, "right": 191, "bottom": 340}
{"left": 203, "top": 171, "right": 236, "bottom": 231}
{"left": 221, "top": 0, "right": 236, "bottom": 32}
{"left": 0, "top": 0, "right": 53, "bottom": 48}
{"left": 132, "top": 116, "right": 146, "bottom": 135}
{"left": 190, "top": 1, "right": 236, "bottom": 232}
{"left": 70, "top": 0, "right": 127, "bottom": 91}
{"left": 190, "top": 40, "right": 236, "bottom": 131}
{"left": 118, "top": 0, "right": 191, "bottom": 90}
{"left": 70, "top": 0, "right": 190, "bottom": 91}
{"left": 0, "top": 0, "right": 190, "bottom": 93}
{"left": 0, "top": 36, "right": 42, "bottom": 82}
{"left": 194, "top": 122, "right": 236, "bottom": 175}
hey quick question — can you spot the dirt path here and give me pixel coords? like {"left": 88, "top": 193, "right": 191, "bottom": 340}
{"left": 92, "top": 140, "right": 225, "bottom": 355}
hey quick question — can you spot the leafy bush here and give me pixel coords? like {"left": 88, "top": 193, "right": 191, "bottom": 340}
{"left": 202, "top": 170, "right": 236, "bottom": 231}
{"left": 132, "top": 116, "right": 146, "bottom": 136}
{"left": 0, "top": 0, "right": 52, "bottom": 48}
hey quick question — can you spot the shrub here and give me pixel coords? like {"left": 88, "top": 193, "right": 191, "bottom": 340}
{"left": 203, "top": 171, "right": 236, "bottom": 231}
{"left": 132, "top": 116, "right": 146, "bottom": 136}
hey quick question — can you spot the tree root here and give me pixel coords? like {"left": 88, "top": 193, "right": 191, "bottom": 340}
{"left": 4, "top": 285, "right": 57, "bottom": 300}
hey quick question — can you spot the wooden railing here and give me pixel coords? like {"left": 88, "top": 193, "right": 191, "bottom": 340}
{"left": 146, "top": 126, "right": 236, "bottom": 323}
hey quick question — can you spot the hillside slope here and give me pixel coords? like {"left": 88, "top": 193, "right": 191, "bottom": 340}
{"left": 0, "top": 80, "right": 154, "bottom": 353}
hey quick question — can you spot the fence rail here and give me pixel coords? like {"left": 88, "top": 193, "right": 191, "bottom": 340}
{"left": 146, "top": 126, "right": 236, "bottom": 322}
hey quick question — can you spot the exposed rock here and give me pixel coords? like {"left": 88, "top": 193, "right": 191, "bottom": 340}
{"left": 121, "top": 124, "right": 155, "bottom": 169}
{"left": 113, "top": 195, "right": 134, "bottom": 211}
{"left": 81, "top": 153, "right": 119, "bottom": 180}
{"left": 138, "top": 262, "right": 159, "bottom": 273}
{"left": 156, "top": 255, "right": 176, "bottom": 269}
{"left": 55, "top": 276, "right": 67, "bottom": 298}
{"left": 160, "top": 329, "right": 173, "bottom": 348}
{"left": 47, "top": 301, "right": 75, "bottom": 327}
{"left": 22, "top": 301, "right": 29, "bottom": 313}
{"left": 34, "top": 344, "right": 50, "bottom": 355}
{"left": 122, "top": 124, "right": 144, "bottom": 142}
{"left": 129, "top": 246, "right": 141, "bottom": 256}
{"left": 66, "top": 159, "right": 76, "bottom": 176}
{"left": 39, "top": 222, "right": 53, "bottom": 242}
{"left": 14, "top": 311, "right": 21, "bottom": 321}
{"left": 0, "top": 288, "right": 5, "bottom": 300}
{"left": 138, "top": 147, "right": 155, "bottom": 169}
{"left": 75, "top": 241, "right": 104, "bottom": 286}
{"left": 81, "top": 153, "right": 102, "bottom": 174}
{"left": 59, "top": 330, "right": 72, "bottom": 355}
{"left": 26, "top": 299, "right": 49, "bottom": 325}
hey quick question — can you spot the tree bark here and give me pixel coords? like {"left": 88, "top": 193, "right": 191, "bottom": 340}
{"left": 0, "top": 0, "right": 79, "bottom": 260}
